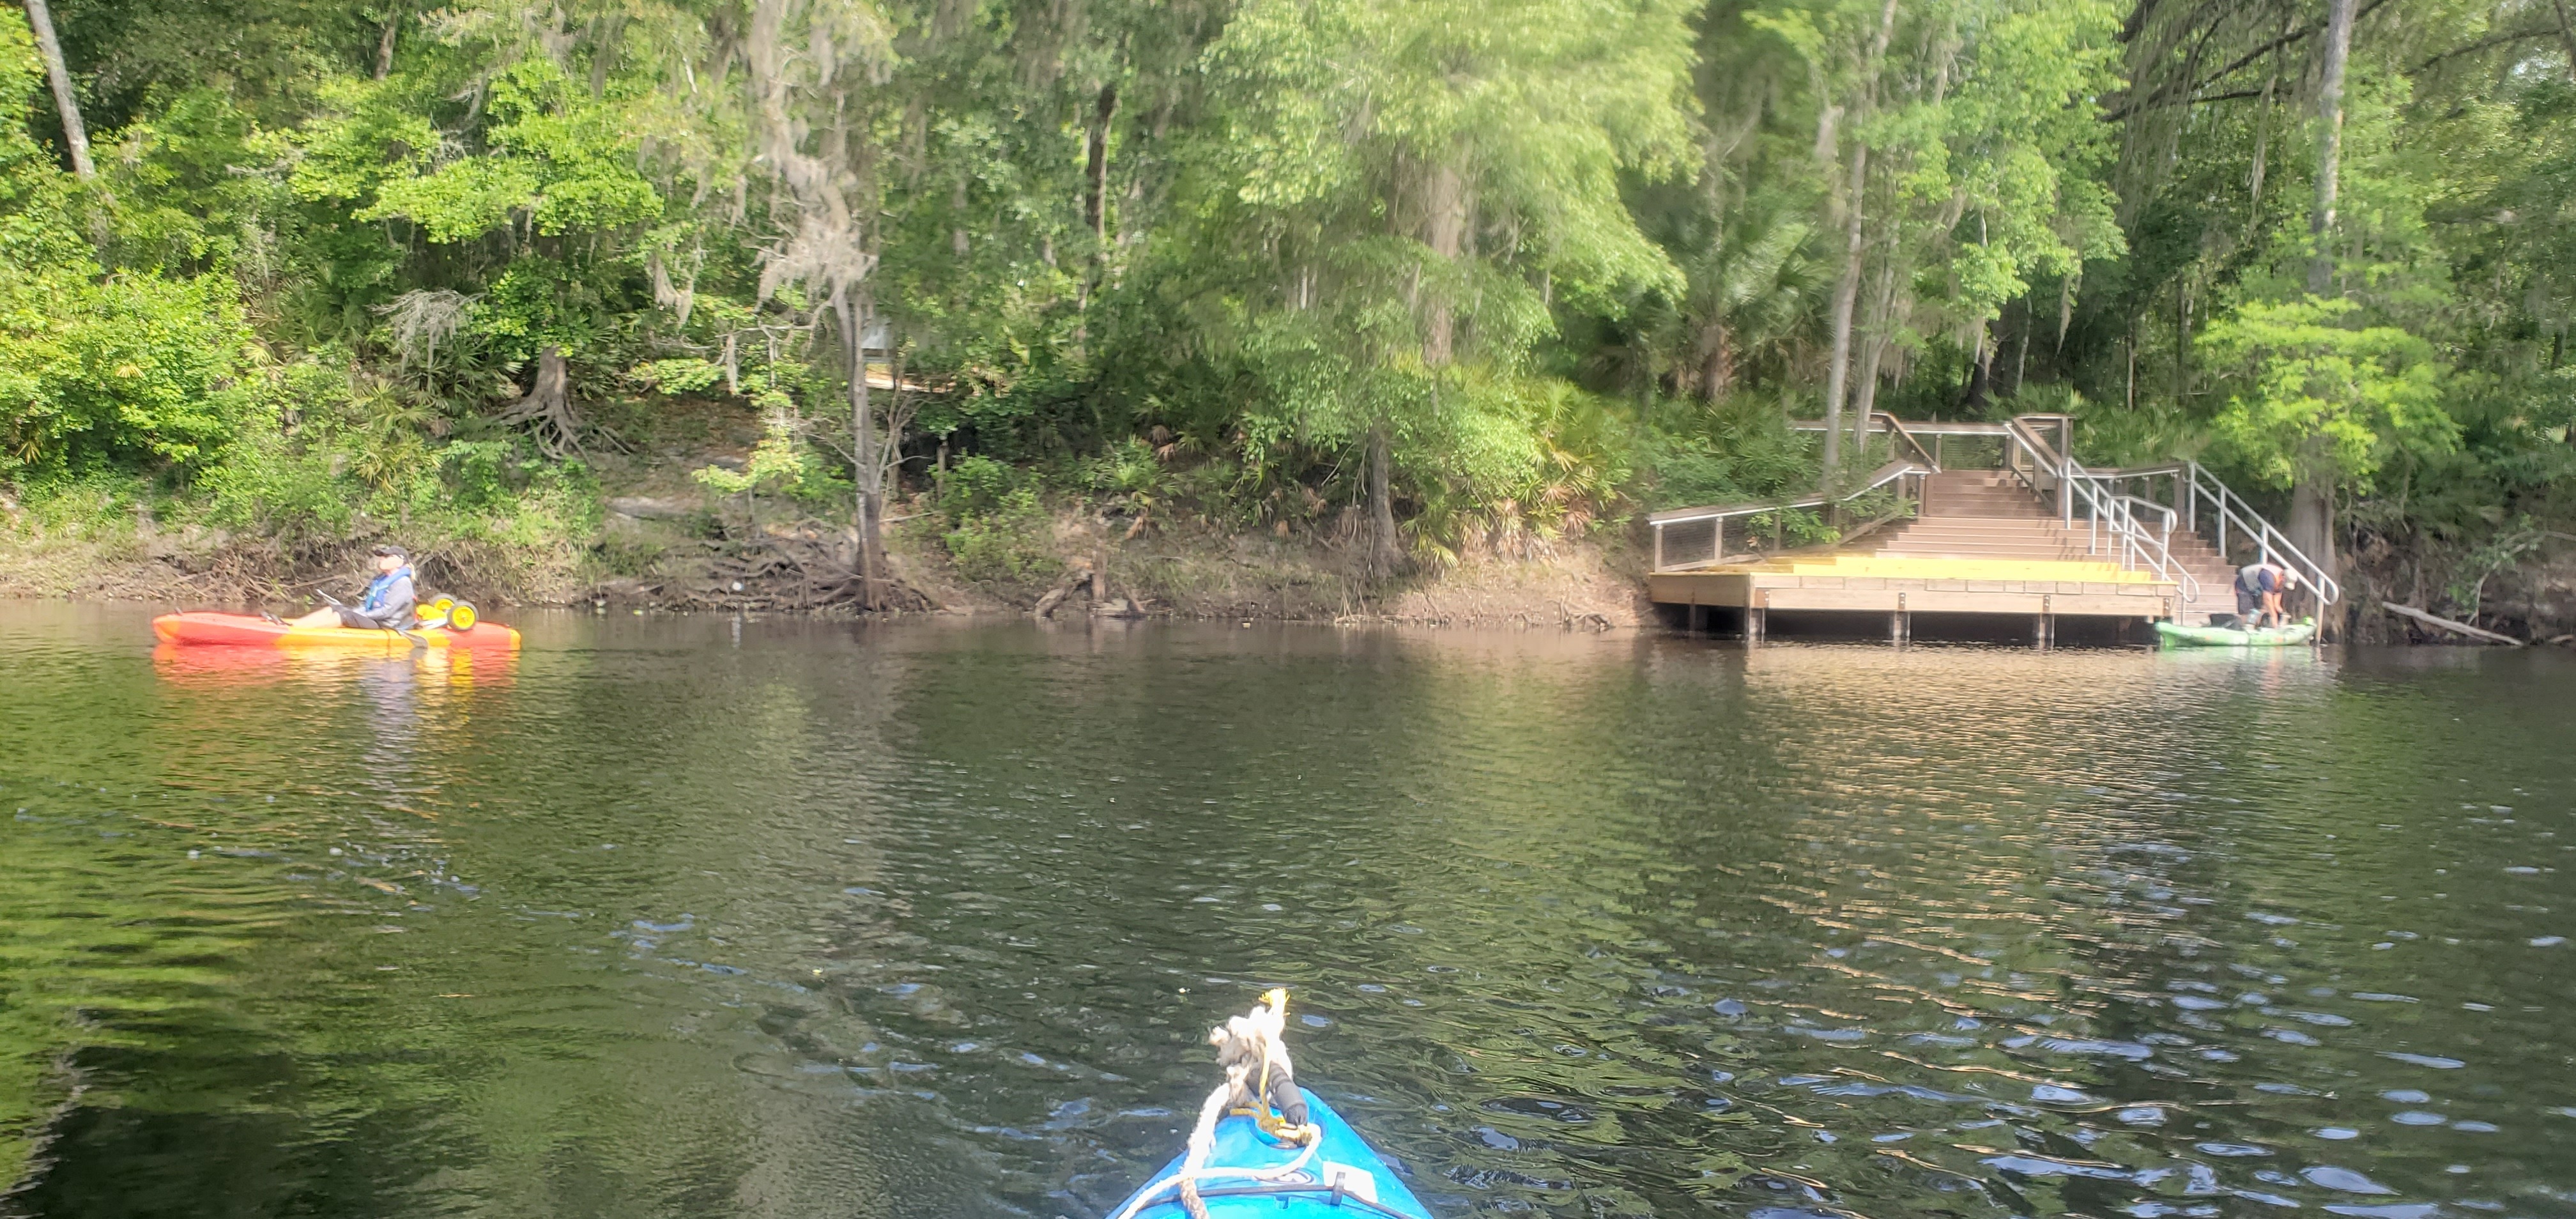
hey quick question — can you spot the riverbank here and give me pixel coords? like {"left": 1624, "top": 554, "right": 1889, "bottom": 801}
{"left": 5, "top": 417, "right": 2567, "bottom": 641}
{"left": 0, "top": 450, "right": 1652, "bottom": 629}
{"left": 19, "top": 466, "right": 2576, "bottom": 642}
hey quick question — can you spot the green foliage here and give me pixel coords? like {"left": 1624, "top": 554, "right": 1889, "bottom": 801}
{"left": 2198, "top": 298, "right": 2452, "bottom": 493}
{"left": 0, "top": 271, "right": 261, "bottom": 478}
{"left": 1744, "top": 507, "right": 1839, "bottom": 548}
{"left": 692, "top": 411, "right": 848, "bottom": 512}
{"left": 933, "top": 457, "right": 1060, "bottom": 586}
{"left": 360, "top": 58, "right": 660, "bottom": 243}
{"left": 0, "top": 19, "right": 259, "bottom": 482}
{"left": 1635, "top": 398, "right": 1818, "bottom": 510}
{"left": 3, "top": 0, "right": 2573, "bottom": 607}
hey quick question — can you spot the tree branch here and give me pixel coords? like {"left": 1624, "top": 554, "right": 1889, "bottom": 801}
{"left": 2101, "top": 0, "right": 2393, "bottom": 123}
{"left": 2412, "top": 25, "right": 2564, "bottom": 71}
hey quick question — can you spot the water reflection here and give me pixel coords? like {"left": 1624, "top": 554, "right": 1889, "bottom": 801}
{"left": 1, "top": 606, "right": 2571, "bottom": 1219}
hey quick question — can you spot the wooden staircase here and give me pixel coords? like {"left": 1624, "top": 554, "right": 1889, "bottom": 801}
{"left": 2159, "top": 531, "right": 2241, "bottom": 627}
{"left": 1859, "top": 472, "right": 2237, "bottom": 624}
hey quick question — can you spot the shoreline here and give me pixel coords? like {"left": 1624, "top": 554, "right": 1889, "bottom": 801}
{"left": 10, "top": 480, "right": 2574, "bottom": 645}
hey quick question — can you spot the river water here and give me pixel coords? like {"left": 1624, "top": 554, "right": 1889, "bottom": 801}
{"left": 1, "top": 601, "right": 2572, "bottom": 1218}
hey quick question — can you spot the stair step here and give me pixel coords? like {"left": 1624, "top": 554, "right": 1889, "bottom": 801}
{"left": 1890, "top": 519, "right": 2079, "bottom": 529}
{"left": 1876, "top": 545, "right": 2099, "bottom": 556}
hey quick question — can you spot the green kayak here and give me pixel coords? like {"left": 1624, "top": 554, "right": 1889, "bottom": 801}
{"left": 2156, "top": 620, "right": 2317, "bottom": 647}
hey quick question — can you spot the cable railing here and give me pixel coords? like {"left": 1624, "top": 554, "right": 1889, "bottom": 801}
{"left": 1647, "top": 459, "right": 1931, "bottom": 572}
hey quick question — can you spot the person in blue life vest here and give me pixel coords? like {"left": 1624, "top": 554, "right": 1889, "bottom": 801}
{"left": 282, "top": 544, "right": 417, "bottom": 629}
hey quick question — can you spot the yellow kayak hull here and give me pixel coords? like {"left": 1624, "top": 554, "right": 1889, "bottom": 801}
{"left": 153, "top": 612, "right": 521, "bottom": 650}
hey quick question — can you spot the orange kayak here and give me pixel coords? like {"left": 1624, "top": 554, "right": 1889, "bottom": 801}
{"left": 152, "top": 611, "right": 521, "bottom": 650}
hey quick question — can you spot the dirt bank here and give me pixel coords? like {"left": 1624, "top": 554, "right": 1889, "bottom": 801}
{"left": 0, "top": 466, "right": 1651, "bottom": 631}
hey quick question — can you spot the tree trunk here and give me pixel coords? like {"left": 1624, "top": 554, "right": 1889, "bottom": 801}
{"left": 500, "top": 345, "right": 582, "bottom": 457}
{"left": 2308, "top": 0, "right": 2356, "bottom": 296}
{"left": 2294, "top": 0, "right": 2357, "bottom": 590}
{"left": 1357, "top": 155, "right": 1466, "bottom": 582}
{"left": 2248, "top": 43, "right": 2280, "bottom": 242}
{"left": 1083, "top": 81, "right": 1117, "bottom": 247}
{"left": 1846, "top": 256, "right": 1899, "bottom": 464}
{"left": 2288, "top": 436, "right": 2336, "bottom": 587}
{"left": 2553, "top": 0, "right": 2576, "bottom": 82}
{"left": 842, "top": 292, "right": 886, "bottom": 605}
{"left": 588, "top": 12, "right": 624, "bottom": 96}
{"left": 1699, "top": 320, "right": 1733, "bottom": 402}
{"left": 1820, "top": 0, "right": 1901, "bottom": 486}
{"left": 2175, "top": 279, "right": 2190, "bottom": 403}
{"left": 1419, "top": 161, "right": 1468, "bottom": 367}
{"left": 23, "top": 0, "right": 93, "bottom": 180}
{"left": 375, "top": 6, "right": 402, "bottom": 78}
{"left": 1365, "top": 424, "right": 1402, "bottom": 580}
{"left": 1961, "top": 320, "right": 1993, "bottom": 412}
{"left": 2007, "top": 296, "right": 2029, "bottom": 398}
{"left": 1820, "top": 139, "right": 1866, "bottom": 483}
{"left": 1074, "top": 81, "right": 1117, "bottom": 353}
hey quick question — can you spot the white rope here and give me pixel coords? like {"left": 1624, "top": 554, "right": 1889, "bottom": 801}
{"left": 1109, "top": 993, "right": 1322, "bottom": 1219}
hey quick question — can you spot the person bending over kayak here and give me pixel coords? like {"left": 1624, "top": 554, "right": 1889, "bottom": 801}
{"left": 282, "top": 545, "right": 417, "bottom": 630}
{"left": 2264, "top": 567, "right": 2299, "bottom": 627}
{"left": 2232, "top": 560, "right": 2301, "bottom": 627}
{"left": 2232, "top": 560, "right": 2281, "bottom": 627}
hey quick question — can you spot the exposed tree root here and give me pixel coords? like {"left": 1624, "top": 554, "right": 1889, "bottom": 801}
{"left": 682, "top": 523, "right": 932, "bottom": 613}
{"left": 498, "top": 345, "right": 625, "bottom": 458}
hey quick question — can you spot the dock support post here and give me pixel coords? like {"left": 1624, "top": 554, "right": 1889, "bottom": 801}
{"left": 1891, "top": 593, "right": 1910, "bottom": 647}
{"left": 1747, "top": 606, "right": 1766, "bottom": 646}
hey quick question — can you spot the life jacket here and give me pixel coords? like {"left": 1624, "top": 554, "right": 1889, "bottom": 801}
{"left": 360, "top": 566, "right": 414, "bottom": 613}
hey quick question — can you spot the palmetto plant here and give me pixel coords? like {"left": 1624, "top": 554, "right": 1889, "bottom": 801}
{"left": 1678, "top": 215, "right": 1821, "bottom": 401}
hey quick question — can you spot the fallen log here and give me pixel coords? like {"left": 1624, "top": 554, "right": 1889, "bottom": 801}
{"left": 2380, "top": 601, "right": 2524, "bottom": 646}
{"left": 1032, "top": 562, "right": 1098, "bottom": 620}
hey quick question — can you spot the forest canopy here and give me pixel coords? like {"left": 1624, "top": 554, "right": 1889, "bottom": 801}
{"left": 3, "top": 0, "right": 2574, "bottom": 610}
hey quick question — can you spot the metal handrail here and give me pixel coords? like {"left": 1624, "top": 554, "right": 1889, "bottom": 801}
{"left": 1783, "top": 412, "right": 1944, "bottom": 470}
{"left": 2001, "top": 418, "right": 2200, "bottom": 603}
{"left": 2075, "top": 460, "right": 2341, "bottom": 606}
{"left": 2181, "top": 462, "right": 2342, "bottom": 605}
{"left": 2113, "top": 494, "right": 2176, "bottom": 533}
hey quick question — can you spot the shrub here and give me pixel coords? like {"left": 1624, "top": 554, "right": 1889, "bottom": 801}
{"left": 934, "top": 457, "right": 1061, "bottom": 588}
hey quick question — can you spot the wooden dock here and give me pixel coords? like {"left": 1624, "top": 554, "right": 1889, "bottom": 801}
{"left": 1651, "top": 560, "right": 2176, "bottom": 645}
{"left": 1644, "top": 415, "right": 2320, "bottom": 645}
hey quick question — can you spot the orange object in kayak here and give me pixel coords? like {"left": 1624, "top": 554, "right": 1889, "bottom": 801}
{"left": 151, "top": 611, "right": 522, "bottom": 650}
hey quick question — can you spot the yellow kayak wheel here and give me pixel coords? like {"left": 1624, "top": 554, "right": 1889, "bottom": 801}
{"left": 448, "top": 601, "right": 477, "bottom": 631}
